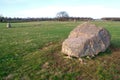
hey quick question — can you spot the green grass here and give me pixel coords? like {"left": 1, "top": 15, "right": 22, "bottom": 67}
{"left": 0, "top": 21, "right": 120, "bottom": 80}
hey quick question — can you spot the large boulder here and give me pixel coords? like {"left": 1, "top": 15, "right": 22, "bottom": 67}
{"left": 62, "top": 22, "right": 111, "bottom": 57}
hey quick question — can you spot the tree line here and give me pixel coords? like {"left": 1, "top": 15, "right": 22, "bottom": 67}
{"left": 101, "top": 17, "right": 120, "bottom": 21}
{"left": 0, "top": 11, "right": 93, "bottom": 22}
{"left": 1, "top": 11, "right": 120, "bottom": 23}
{"left": 0, "top": 17, "right": 93, "bottom": 23}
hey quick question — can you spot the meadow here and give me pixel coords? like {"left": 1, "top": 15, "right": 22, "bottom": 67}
{"left": 0, "top": 21, "right": 120, "bottom": 80}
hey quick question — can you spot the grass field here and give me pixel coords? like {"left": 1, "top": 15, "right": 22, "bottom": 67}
{"left": 0, "top": 21, "right": 120, "bottom": 80}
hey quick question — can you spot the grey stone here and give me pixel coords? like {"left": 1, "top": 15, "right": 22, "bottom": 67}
{"left": 7, "top": 23, "right": 11, "bottom": 28}
{"left": 62, "top": 22, "right": 111, "bottom": 57}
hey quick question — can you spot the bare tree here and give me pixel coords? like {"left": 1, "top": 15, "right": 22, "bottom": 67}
{"left": 56, "top": 11, "right": 69, "bottom": 21}
{"left": 0, "top": 14, "right": 3, "bottom": 22}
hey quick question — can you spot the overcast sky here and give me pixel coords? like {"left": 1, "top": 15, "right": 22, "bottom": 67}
{"left": 0, "top": 0, "right": 120, "bottom": 18}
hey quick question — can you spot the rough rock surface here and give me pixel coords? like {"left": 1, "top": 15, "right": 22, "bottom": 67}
{"left": 62, "top": 22, "right": 111, "bottom": 57}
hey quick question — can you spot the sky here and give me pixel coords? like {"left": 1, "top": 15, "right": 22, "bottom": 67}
{"left": 0, "top": 0, "right": 120, "bottom": 18}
